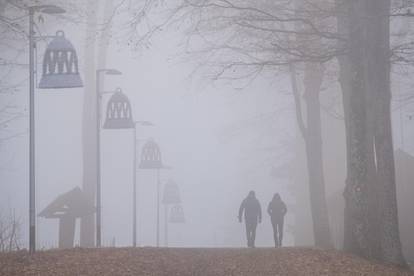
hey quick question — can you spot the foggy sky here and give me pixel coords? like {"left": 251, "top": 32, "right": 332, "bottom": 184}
{"left": 1, "top": 2, "right": 414, "bottom": 250}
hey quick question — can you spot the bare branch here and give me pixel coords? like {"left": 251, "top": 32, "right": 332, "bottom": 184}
{"left": 289, "top": 63, "right": 308, "bottom": 138}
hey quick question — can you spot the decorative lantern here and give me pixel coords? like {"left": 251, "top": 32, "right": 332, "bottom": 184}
{"left": 162, "top": 179, "right": 181, "bottom": 205}
{"left": 38, "top": 30, "right": 83, "bottom": 89}
{"left": 169, "top": 204, "right": 185, "bottom": 223}
{"left": 103, "top": 88, "right": 134, "bottom": 129}
{"left": 139, "top": 139, "right": 163, "bottom": 169}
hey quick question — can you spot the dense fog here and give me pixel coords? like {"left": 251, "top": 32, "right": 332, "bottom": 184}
{"left": 1, "top": 0, "right": 414, "bottom": 267}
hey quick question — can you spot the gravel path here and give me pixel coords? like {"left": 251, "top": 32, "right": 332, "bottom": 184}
{"left": 0, "top": 247, "right": 412, "bottom": 276}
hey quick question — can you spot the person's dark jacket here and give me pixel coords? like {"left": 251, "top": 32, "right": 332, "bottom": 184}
{"left": 267, "top": 196, "right": 287, "bottom": 220}
{"left": 239, "top": 194, "right": 262, "bottom": 223}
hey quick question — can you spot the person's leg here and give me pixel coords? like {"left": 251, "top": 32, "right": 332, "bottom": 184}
{"left": 278, "top": 218, "right": 284, "bottom": 247}
{"left": 271, "top": 218, "right": 278, "bottom": 247}
{"left": 247, "top": 221, "right": 256, "bottom": 247}
{"left": 245, "top": 222, "right": 251, "bottom": 247}
{"left": 251, "top": 222, "right": 257, "bottom": 248}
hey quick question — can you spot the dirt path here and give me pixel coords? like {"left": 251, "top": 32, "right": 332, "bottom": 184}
{"left": 0, "top": 247, "right": 412, "bottom": 276}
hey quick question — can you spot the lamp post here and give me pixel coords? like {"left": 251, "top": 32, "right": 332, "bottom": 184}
{"left": 169, "top": 204, "right": 186, "bottom": 246}
{"left": 157, "top": 168, "right": 160, "bottom": 246}
{"left": 162, "top": 179, "right": 181, "bottom": 247}
{"left": 139, "top": 139, "right": 172, "bottom": 247}
{"left": 132, "top": 121, "right": 154, "bottom": 247}
{"left": 96, "top": 69, "right": 122, "bottom": 247}
{"left": 102, "top": 89, "right": 153, "bottom": 247}
{"left": 28, "top": 5, "right": 83, "bottom": 253}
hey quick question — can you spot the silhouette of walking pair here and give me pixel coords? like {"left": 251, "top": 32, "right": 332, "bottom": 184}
{"left": 238, "top": 191, "right": 287, "bottom": 248}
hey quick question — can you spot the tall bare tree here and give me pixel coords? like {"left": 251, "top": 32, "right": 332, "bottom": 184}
{"left": 289, "top": 0, "right": 334, "bottom": 248}
{"left": 79, "top": 0, "right": 100, "bottom": 247}
{"left": 336, "top": 0, "right": 406, "bottom": 265}
{"left": 80, "top": 0, "right": 165, "bottom": 247}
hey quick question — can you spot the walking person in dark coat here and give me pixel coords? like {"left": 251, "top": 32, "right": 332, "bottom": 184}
{"left": 267, "top": 193, "right": 287, "bottom": 247}
{"left": 238, "top": 191, "right": 262, "bottom": 248}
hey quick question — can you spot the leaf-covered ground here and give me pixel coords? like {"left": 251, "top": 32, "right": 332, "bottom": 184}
{"left": 0, "top": 247, "right": 412, "bottom": 276}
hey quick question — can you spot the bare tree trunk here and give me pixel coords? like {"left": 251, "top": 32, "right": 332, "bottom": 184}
{"left": 336, "top": 1, "right": 353, "bottom": 252}
{"left": 337, "top": 0, "right": 405, "bottom": 265}
{"left": 303, "top": 63, "right": 333, "bottom": 248}
{"left": 337, "top": 0, "right": 381, "bottom": 260}
{"left": 288, "top": 0, "right": 332, "bottom": 248}
{"left": 80, "top": 0, "right": 115, "bottom": 247}
{"left": 289, "top": 62, "right": 332, "bottom": 248}
{"left": 375, "top": 92, "right": 405, "bottom": 264}
{"left": 80, "top": 0, "right": 99, "bottom": 247}
{"left": 0, "top": 0, "right": 7, "bottom": 14}
{"left": 97, "top": 1, "right": 114, "bottom": 70}
{"left": 367, "top": 0, "right": 405, "bottom": 265}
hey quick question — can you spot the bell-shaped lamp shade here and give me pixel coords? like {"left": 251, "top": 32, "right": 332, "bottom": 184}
{"left": 169, "top": 204, "right": 185, "bottom": 223}
{"left": 38, "top": 30, "right": 83, "bottom": 89}
{"left": 139, "top": 139, "right": 163, "bottom": 169}
{"left": 162, "top": 179, "right": 181, "bottom": 205}
{"left": 103, "top": 88, "right": 135, "bottom": 129}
